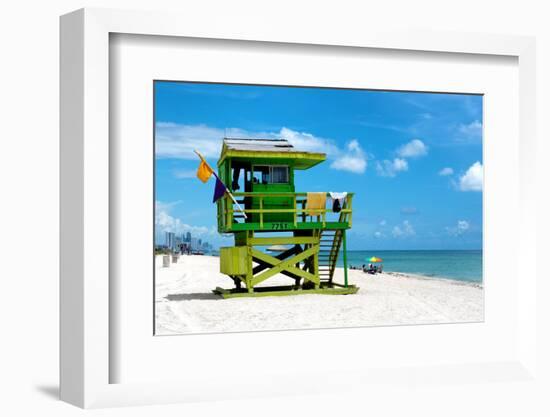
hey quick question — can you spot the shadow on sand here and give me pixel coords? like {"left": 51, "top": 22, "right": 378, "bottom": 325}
{"left": 165, "top": 292, "right": 221, "bottom": 301}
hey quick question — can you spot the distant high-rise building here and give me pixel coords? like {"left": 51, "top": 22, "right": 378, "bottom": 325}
{"left": 186, "top": 232, "right": 191, "bottom": 242}
{"left": 165, "top": 232, "right": 176, "bottom": 251}
{"left": 198, "top": 239, "right": 202, "bottom": 247}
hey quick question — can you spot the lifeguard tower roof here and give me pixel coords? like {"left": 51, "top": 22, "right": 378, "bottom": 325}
{"left": 218, "top": 138, "right": 326, "bottom": 170}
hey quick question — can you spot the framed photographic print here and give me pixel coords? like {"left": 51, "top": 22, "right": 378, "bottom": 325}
{"left": 60, "top": 8, "right": 538, "bottom": 408}
{"left": 153, "top": 81, "right": 484, "bottom": 336}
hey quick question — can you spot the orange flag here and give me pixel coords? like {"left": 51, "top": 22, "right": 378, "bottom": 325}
{"left": 196, "top": 160, "right": 213, "bottom": 183}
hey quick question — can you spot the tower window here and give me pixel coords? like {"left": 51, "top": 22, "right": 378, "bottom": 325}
{"left": 252, "top": 165, "right": 289, "bottom": 184}
{"left": 271, "top": 166, "right": 289, "bottom": 183}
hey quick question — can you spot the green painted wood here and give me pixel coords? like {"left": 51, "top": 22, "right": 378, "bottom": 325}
{"left": 216, "top": 191, "right": 353, "bottom": 233}
{"left": 245, "top": 245, "right": 253, "bottom": 293}
{"left": 224, "top": 221, "right": 350, "bottom": 233}
{"left": 247, "top": 236, "right": 318, "bottom": 245}
{"left": 213, "top": 140, "right": 355, "bottom": 296}
{"left": 343, "top": 229, "right": 348, "bottom": 287}
{"left": 250, "top": 246, "right": 319, "bottom": 286}
{"left": 219, "top": 246, "right": 248, "bottom": 275}
{"left": 213, "top": 284, "right": 359, "bottom": 298}
{"left": 226, "top": 192, "right": 355, "bottom": 198}
{"left": 252, "top": 246, "right": 305, "bottom": 281}
{"left": 251, "top": 185, "right": 294, "bottom": 224}
{"left": 218, "top": 149, "right": 326, "bottom": 170}
{"left": 328, "top": 230, "right": 341, "bottom": 281}
{"left": 234, "top": 231, "right": 248, "bottom": 246}
{"left": 250, "top": 248, "right": 318, "bottom": 284}
{"left": 253, "top": 259, "right": 302, "bottom": 280}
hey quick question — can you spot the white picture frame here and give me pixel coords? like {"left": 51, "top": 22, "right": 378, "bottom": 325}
{"left": 60, "top": 8, "right": 538, "bottom": 408}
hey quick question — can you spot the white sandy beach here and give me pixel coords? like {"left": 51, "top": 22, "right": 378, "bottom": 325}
{"left": 155, "top": 254, "right": 483, "bottom": 335}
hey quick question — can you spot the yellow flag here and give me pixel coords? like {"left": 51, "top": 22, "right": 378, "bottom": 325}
{"left": 196, "top": 160, "right": 213, "bottom": 183}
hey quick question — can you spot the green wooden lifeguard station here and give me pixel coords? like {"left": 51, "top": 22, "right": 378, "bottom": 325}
{"left": 214, "top": 138, "right": 358, "bottom": 298}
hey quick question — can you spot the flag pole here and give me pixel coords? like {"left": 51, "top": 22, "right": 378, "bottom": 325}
{"left": 194, "top": 150, "right": 248, "bottom": 219}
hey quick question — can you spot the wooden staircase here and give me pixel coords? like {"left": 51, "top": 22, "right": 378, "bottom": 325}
{"left": 318, "top": 229, "right": 344, "bottom": 283}
{"left": 317, "top": 205, "right": 350, "bottom": 284}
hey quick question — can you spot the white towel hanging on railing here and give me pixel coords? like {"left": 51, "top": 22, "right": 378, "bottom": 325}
{"left": 329, "top": 192, "right": 348, "bottom": 213}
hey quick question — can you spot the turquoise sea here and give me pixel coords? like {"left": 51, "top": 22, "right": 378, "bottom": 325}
{"left": 341, "top": 250, "right": 482, "bottom": 283}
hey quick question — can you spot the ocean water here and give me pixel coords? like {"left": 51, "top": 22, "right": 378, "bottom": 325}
{"left": 340, "top": 250, "right": 483, "bottom": 283}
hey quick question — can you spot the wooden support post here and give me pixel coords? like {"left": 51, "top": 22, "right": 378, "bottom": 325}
{"left": 313, "top": 241, "right": 320, "bottom": 289}
{"left": 246, "top": 246, "right": 254, "bottom": 293}
{"left": 259, "top": 197, "right": 263, "bottom": 229}
{"left": 343, "top": 229, "right": 348, "bottom": 288}
{"left": 294, "top": 244, "right": 301, "bottom": 287}
{"left": 348, "top": 195, "right": 353, "bottom": 227}
{"left": 225, "top": 195, "right": 231, "bottom": 228}
{"left": 293, "top": 195, "right": 297, "bottom": 227}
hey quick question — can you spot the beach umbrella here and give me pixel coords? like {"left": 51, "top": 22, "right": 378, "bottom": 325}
{"left": 367, "top": 256, "right": 383, "bottom": 263}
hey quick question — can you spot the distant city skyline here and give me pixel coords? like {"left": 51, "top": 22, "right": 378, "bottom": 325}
{"left": 158, "top": 230, "right": 213, "bottom": 253}
{"left": 155, "top": 82, "right": 483, "bottom": 250}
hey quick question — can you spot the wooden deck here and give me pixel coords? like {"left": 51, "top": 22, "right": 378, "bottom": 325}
{"left": 217, "top": 191, "right": 353, "bottom": 233}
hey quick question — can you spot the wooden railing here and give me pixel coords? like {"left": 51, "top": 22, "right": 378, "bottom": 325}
{"left": 217, "top": 192, "right": 353, "bottom": 232}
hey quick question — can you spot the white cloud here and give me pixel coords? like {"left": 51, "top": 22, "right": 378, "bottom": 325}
{"left": 458, "top": 220, "right": 470, "bottom": 233}
{"left": 172, "top": 169, "right": 197, "bottom": 179}
{"left": 155, "top": 201, "right": 213, "bottom": 237}
{"left": 439, "top": 167, "right": 454, "bottom": 176}
{"left": 446, "top": 220, "right": 471, "bottom": 236}
{"left": 392, "top": 220, "right": 415, "bottom": 238}
{"left": 155, "top": 200, "right": 181, "bottom": 212}
{"left": 329, "top": 139, "right": 367, "bottom": 174}
{"left": 278, "top": 127, "right": 339, "bottom": 155}
{"left": 376, "top": 158, "right": 408, "bottom": 177}
{"left": 156, "top": 123, "right": 225, "bottom": 159}
{"left": 155, "top": 123, "right": 339, "bottom": 160}
{"left": 459, "top": 161, "right": 483, "bottom": 191}
{"left": 156, "top": 122, "right": 366, "bottom": 174}
{"left": 458, "top": 120, "right": 482, "bottom": 139}
{"left": 374, "top": 139, "right": 427, "bottom": 178}
{"left": 374, "top": 219, "right": 388, "bottom": 238}
{"left": 396, "top": 139, "right": 428, "bottom": 158}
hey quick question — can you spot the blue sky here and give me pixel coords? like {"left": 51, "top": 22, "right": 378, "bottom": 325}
{"left": 155, "top": 81, "right": 483, "bottom": 250}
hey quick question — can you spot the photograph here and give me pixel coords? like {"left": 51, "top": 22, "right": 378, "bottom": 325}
{"left": 154, "top": 81, "right": 484, "bottom": 335}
